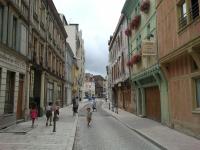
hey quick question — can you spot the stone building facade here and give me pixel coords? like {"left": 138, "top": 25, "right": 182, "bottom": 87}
{"left": 0, "top": 0, "right": 67, "bottom": 128}
{"left": 121, "top": 0, "right": 170, "bottom": 125}
{"left": 60, "top": 14, "right": 74, "bottom": 106}
{"left": 83, "top": 73, "right": 95, "bottom": 98}
{"left": 27, "top": 0, "right": 67, "bottom": 116}
{"left": 108, "top": 15, "right": 133, "bottom": 113}
{"left": 0, "top": 0, "right": 28, "bottom": 128}
{"left": 65, "top": 24, "right": 85, "bottom": 100}
{"left": 157, "top": 0, "right": 200, "bottom": 138}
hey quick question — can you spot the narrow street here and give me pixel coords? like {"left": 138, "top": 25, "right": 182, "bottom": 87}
{"left": 73, "top": 100, "right": 161, "bottom": 150}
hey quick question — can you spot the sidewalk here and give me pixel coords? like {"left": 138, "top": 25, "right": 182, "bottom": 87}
{"left": 102, "top": 101, "right": 200, "bottom": 150}
{"left": 0, "top": 105, "right": 79, "bottom": 150}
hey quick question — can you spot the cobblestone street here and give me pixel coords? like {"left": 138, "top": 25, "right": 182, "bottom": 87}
{"left": 73, "top": 101, "right": 161, "bottom": 150}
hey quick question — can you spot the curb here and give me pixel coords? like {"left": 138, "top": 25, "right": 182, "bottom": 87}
{"left": 66, "top": 102, "right": 88, "bottom": 150}
{"left": 102, "top": 103, "right": 167, "bottom": 150}
{"left": 66, "top": 115, "right": 78, "bottom": 150}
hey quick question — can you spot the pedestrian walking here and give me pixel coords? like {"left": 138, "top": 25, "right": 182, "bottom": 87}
{"left": 30, "top": 103, "right": 38, "bottom": 128}
{"left": 53, "top": 103, "right": 59, "bottom": 132}
{"left": 45, "top": 102, "right": 53, "bottom": 126}
{"left": 86, "top": 107, "right": 92, "bottom": 128}
{"left": 92, "top": 99, "right": 97, "bottom": 112}
{"left": 72, "top": 96, "right": 78, "bottom": 116}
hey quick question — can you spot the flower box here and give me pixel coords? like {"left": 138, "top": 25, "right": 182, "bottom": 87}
{"left": 140, "top": 0, "right": 150, "bottom": 13}
{"left": 131, "top": 15, "right": 141, "bottom": 29}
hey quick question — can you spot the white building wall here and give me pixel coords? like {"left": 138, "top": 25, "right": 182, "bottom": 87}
{"left": 65, "top": 25, "right": 77, "bottom": 56}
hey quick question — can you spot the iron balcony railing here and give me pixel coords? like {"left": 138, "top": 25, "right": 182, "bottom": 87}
{"left": 179, "top": 2, "right": 199, "bottom": 29}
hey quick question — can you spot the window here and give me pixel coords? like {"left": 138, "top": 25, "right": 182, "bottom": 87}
{"left": 0, "top": 4, "right": 4, "bottom": 41}
{"left": 191, "top": 0, "right": 199, "bottom": 19}
{"left": 147, "top": 24, "right": 151, "bottom": 40}
{"left": 20, "top": 24, "right": 28, "bottom": 56}
{"left": 39, "top": 43, "right": 43, "bottom": 64}
{"left": 195, "top": 78, "right": 200, "bottom": 108}
{"left": 21, "top": 2, "right": 28, "bottom": 18}
{"left": 29, "top": 70, "right": 34, "bottom": 98}
{"left": 178, "top": 0, "right": 187, "bottom": 28}
{"left": 47, "top": 82, "right": 54, "bottom": 103}
{"left": 4, "top": 71, "right": 15, "bottom": 114}
{"left": 40, "top": 3, "right": 45, "bottom": 26}
{"left": 12, "top": 17, "right": 17, "bottom": 49}
{"left": 178, "top": 0, "right": 199, "bottom": 29}
{"left": 33, "top": 37, "right": 37, "bottom": 62}
{"left": 48, "top": 51, "right": 52, "bottom": 68}
{"left": 33, "top": 0, "right": 38, "bottom": 14}
{"left": 58, "top": 85, "right": 61, "bottom": 101}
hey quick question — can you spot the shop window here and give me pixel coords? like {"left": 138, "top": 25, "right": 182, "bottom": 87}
{"left": 29, "top": 70, "right": 34, "bottom": 98}
{"left": 4, "top": 71, "right": 15, "bottom": 114}
{"left": 58, "top": 85, "right": 62, "bottom": 101}
{"left": 47, "top": 82, "right": 53, "bottom": 103}
{"left": 195, "top": 78, "right": 200, "bottom": 108}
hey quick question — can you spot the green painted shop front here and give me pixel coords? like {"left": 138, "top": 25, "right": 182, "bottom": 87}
{"left": 132, "top": 64, "right": 170, "bottom": 125}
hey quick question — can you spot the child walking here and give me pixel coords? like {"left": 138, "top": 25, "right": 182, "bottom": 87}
{"left": 86, "top": 107, "right": 92, "bottom": 128}
{"left": 30, "top": 103, "right": 38, "bottom": 128}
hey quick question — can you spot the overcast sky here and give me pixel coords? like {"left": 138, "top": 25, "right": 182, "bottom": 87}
{"left": 53, "top": 0, "right": 126, "bottom": 77}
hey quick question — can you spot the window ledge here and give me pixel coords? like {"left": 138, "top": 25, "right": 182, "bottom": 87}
{"left": 192, "top": 109, "right": 200, "bottom": 114}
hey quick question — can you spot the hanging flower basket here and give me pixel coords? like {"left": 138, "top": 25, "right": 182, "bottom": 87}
{"left": 125, "top": 28, "right": 131, "bottom": 36}
{"left": 131, "top": 15, "right": 141, "bottom": 29}
{"left": 131, "top": 54, "right": 141, "bottom": 64}
{"left": 140, "top": 0, "right": 150, "bottom": 13}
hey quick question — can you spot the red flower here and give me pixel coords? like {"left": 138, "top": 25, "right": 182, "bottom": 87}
{"left": 125, "top": 28, "right": 131, "bottom": 36}
{"left": 140, "top": 0, "right": 150, "bottom": 13}
{"left": 131, "top": 15, "right": 141, "bottom": 29}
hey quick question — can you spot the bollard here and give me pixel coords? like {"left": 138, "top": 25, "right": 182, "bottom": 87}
{"left": 109, "top": 103, "right": 110, "bottom": 110}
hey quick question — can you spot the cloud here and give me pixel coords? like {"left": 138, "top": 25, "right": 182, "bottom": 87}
{"left": 53, "top": 0, "right": 126, "bottom": 76}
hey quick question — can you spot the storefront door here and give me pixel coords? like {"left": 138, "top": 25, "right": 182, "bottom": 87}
{"left": 145, "top": 86, "right": 161, "bottom": 122}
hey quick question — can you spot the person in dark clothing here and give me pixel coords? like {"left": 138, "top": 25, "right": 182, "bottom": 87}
{"left": 72, "top": 97, "right": 78, "bottom": 116}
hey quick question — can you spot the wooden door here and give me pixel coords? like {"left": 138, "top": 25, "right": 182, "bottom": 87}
{"left": 145, "top": 86, "right": 161, "bottom": 122}
{"left": 17, "top": 78, "right": 24, "bottom": 119}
